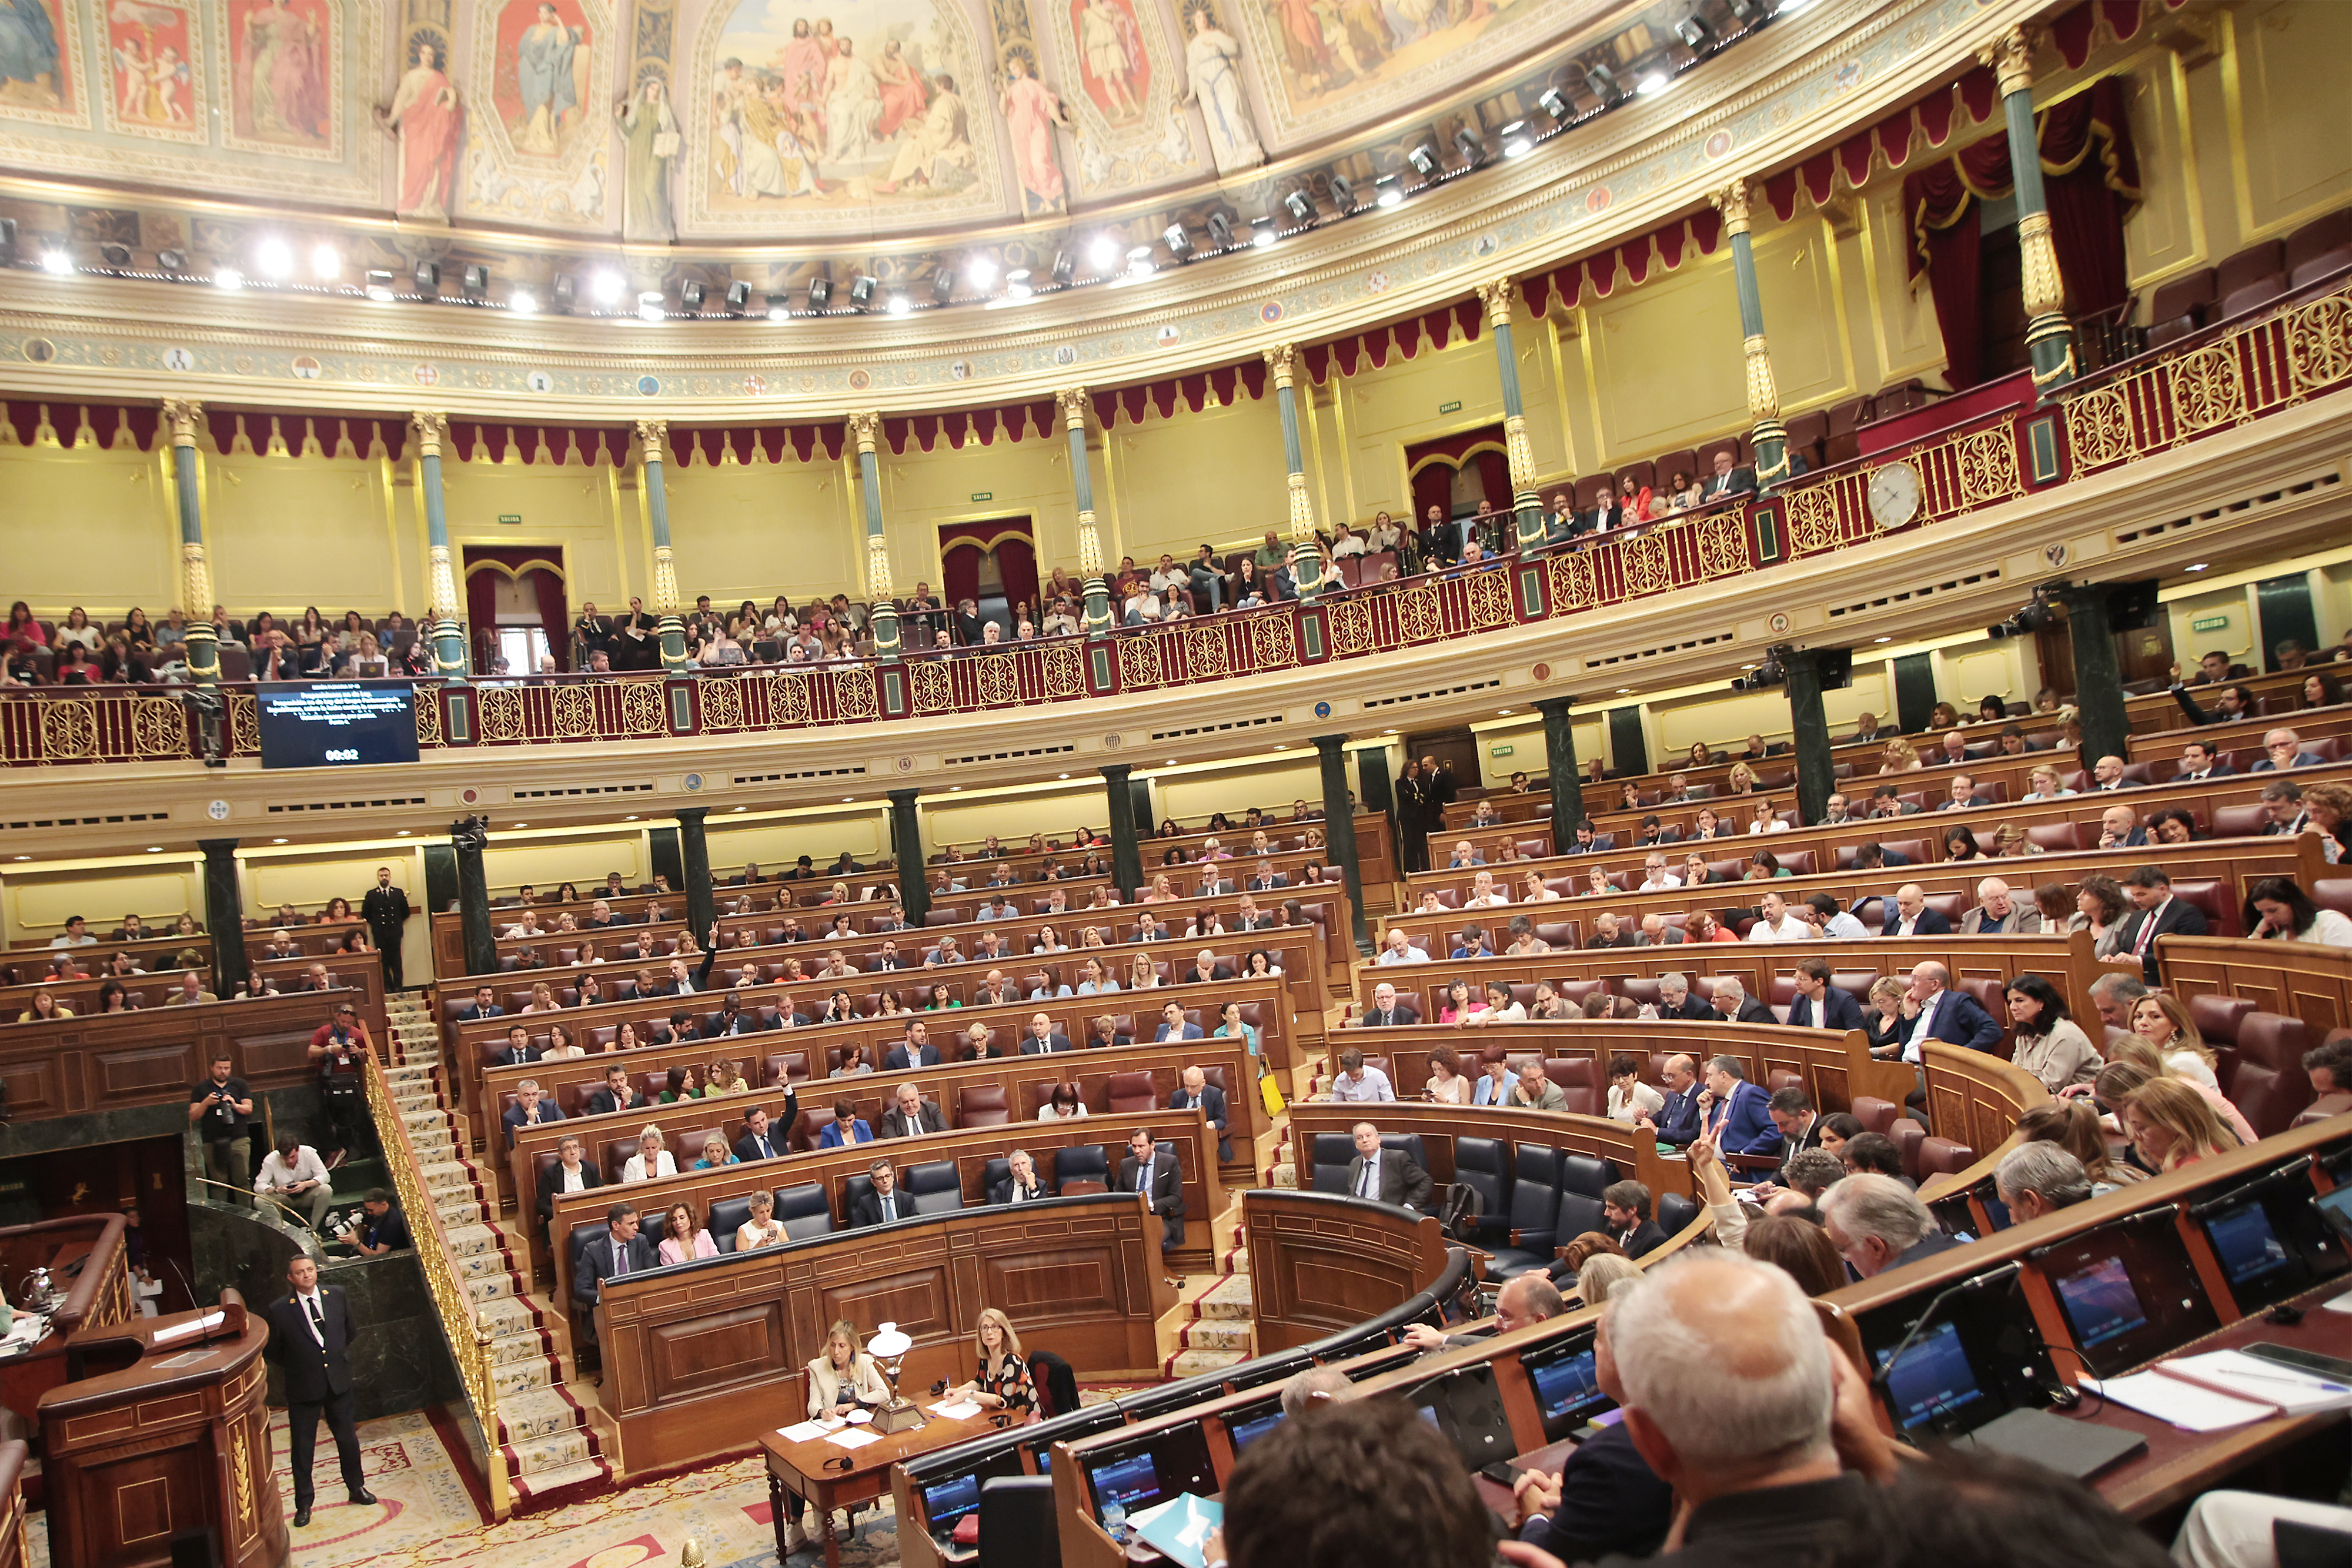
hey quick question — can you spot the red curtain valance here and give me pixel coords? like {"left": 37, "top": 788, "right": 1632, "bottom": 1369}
{"left": 1402, "top": 423, "right": 1507, "bottom": 477}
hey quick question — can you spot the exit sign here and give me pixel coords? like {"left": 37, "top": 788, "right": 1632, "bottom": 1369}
{"left": 970, "top": 491, "right": 993, "bottom": 502}
{"left": 1489, "top": 743, "right": 1515, "bottom": 757}
{"left": 2191, "top": 614, "right": 2229, "bottom": 631}
{"left": 497, "top": 513, "right": 522, "bottom": 525}
{"left": 1439, "top": 401, "right": 1462, "bottom": 414}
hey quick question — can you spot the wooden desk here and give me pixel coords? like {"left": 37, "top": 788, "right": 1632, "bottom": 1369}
{"left": 1242, "top": 1191, "right": 1449, "bottom": 1352}
{"left": 763, "top": 1396, "right": 998, "bottom": 1568}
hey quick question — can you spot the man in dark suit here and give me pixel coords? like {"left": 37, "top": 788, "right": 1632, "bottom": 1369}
{"left": 1344, "top": 1120, "right": 1432, "bottom": 1210}
{"left": 1181, "top": 950, "right": 1228, "bottom": 987}
{"left": 1699, "top": 1057, "right": 1782, "bottom": 1158}
{"left": 993, "top": 1147, "right": 1048, "bottom": 1205}
{"left": 2175, "top": 739, "right": 2234, "bottom": 782}
{"left": 1154, "top": 1000, "right": 1204, "bottom": 1041}
{"left": 492, "top": 1024, "right": 539, "bottom": 1067}
{"left": 1120, "top": 1128, "right": 1186, "bottom": 1251}
{"left": 706, "top": 991, "right": 771, "bottom": 1037}
{"left": 1764, "top": 1088, "right": 1828, "bottom": 1181}
{"left": 2250, "top": 727, "right": 2327, "bottom": 772}
{"left": 1355, "top": 981, "right": 1420, "bottom": 1029}
{"left": 500, "top": 1079, "right": 564, "bottom": 1148}
{"left": 1710, "top": 978, "right": 1775, "bottom": 1026}
{"left": 2107, "top": 864, "right": 2210, "bottom": 984}
{"left": 1637, "top": 1054, "right": 1704, "bottom": 1148}
{"left": 1785, "top": 959, "right": 1865, "bottom": 1032}
{"left": 885, "top": 1021, "right": 943, "bottom": 1071}
{"left": 534, "top": 1134, "right": 602, "bottom": 1245}
{"left": 1171, "top": 1066, "right": 1231, "bottom": 1163}
{"left": 1699, "top": 447, "right": 1756, "bottom": 502}
{"left": 1019, "top": 1012, "right": 1075, "bottom": 1054}
{"left": 1584, "top": 912, "right": 1638, "bottom": 949}
{"left": 360, "top": 865, "right": 411, "bottom": 990}
{"left": 848, "top": 1159, "right": 908, "bottom": 1226}
{"left": 1880, "top": 885, "right": 1953, "bottom": 938}
{"left": 572, "top": 1202, "right": 656, "bottom": 1380}
{"left": 1821, "top": 1174, "right": 1963, "bottom": 1279}
{"left": 1653, "top": 974, "right": 1713, "bottom": 1022}
{"left": 1601, "top": 1181, "right": 1668, "bottom": 1258}
{"left": 2169, "top": 680, "right": 2257, "bottom": 727}
{"left": 1893, "top": 962, "right": 2004, "bottom": 1055}
{"left": 2095, "top": 803, "right": 2149, "bottom": 850}
{"left": 880, "top": 1082, "right": 946, "bottom": 1138}
{"left": 1585, "top": 490, "right": 1626, "bottom": 534}
{"left": 262, "top": 1255, "right": 375, "bottom": 1526}
{"left": 734, "top": 1106, "right": 784, "bottom": 1163}
{"left": 457, "top": 984, "right": 505, "bottom": 1024}
{"left": 586, "top": 1064, "right": 649, "bottom": 1118}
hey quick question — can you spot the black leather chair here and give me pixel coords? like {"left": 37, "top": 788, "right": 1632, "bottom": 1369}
{"left": 1486, "top": 1145, "right": 1562, "bottom": 1278}
{"left": 979, "top": 1477, "right": 1061, "bottom": 1568}
{"left": 1449, "top": 1136, "right": 1512, "bottom": 1245}
{"left": 707, "top": 1193, "right": 757, "bottom": 1250}
{"left": 776, "top": 1181, "right": 834, "bottom": 1241}
{"left": 841, "top": 1173, "right": 877, "bottom": 1223}
{"left": 1657, "top": 1192, "right": 1699, "bottom": 1235}
{"left": 1555, "top": 1152, "right": 1613, "bottom": 1242}
{"left": 1309, "top": 1132, "right": 1355, "bottom": 1195}
{"left": 1055, "top": 1145, "right": 1110, "bottom": 1191}
{"left": 905, "top": 1159, "right": 965, "bottom": 1215}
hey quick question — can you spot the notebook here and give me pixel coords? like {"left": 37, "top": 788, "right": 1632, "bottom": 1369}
{"left": 1130, "top": 1494, "right": 1222, "bottom": 1568}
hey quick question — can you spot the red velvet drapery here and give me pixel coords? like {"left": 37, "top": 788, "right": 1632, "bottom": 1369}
{"left": 1902, "top": 76, "right": 2141, "bottom": 388}
{"left": 936, "top": 519, "right": 1038, "bottom": 626}
{"left": 1403, "top": 424, "right": 1508, "bottom": 525}
{"left": 462, "top": 546, "right": 569, "bottom": 671}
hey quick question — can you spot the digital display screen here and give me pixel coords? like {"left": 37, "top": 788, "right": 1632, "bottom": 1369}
{"left": 1085, "top": 1428, "right": 1215, "bottom": 1524}
{"left": 256, "top": 681, "right": 420, "bottom": 768}
{"left": 1088, "top": 1453, "right": 1161, "bottom": 1519}
{"left": 923, "top": 1474, "right": 981, "bottom": 1536}
{"left": 2316, "top": 1185, "right": 2352, "bottom": 1245}
{"left": 2054, "top": 1255, "right": 2150, "bottom": 1349}
{"left": 2206, "top": 1201, "right": 2296, "bottom": 1286}
{"left": 1524, "top": 1343, "right": 1615, "bottom": 1440}
{"left": 1874, "top": 1320, "right": 1986, "bottom": 1431}
{"left": 1228, "top": 1410, "right": 1284, "bottom": 1451}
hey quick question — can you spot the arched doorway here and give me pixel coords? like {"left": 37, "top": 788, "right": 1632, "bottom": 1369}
{"left": 937, "top": 519, "right": 1039, "bottom": 644}
{"left": 1404, "top": 424, "right": 1511, "bottom": 554}
{"left": 463, "top": 545, "right": 569, "bottom": 674}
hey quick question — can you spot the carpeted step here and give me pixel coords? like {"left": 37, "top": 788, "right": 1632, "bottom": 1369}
{"left": 1221, "top": 1244, "right": 1250, "bottom": 1274}
{"left": 495, "top": 1386, "right": 587, "bottom": 1446}
{"left": 502, "top": 1424, "right": 597, "bottom": 1476}
{"left": 436, "top": 1196, "right": 486, "bottom": 1228}
{"left": 445, "top": 1222, "right": 502, "bottom": 1259}
{"left": 485, "top": 1327, "right": 554, "bottom": 1368}
{"left": 490, "top": 1354, "right": 562, "bottom": 1399}
{"left": 465, "top": 1272, "right": 518, "bottom": 1305}
{"left": 1271, "top": 1162, "right": 1297, "bottom": 1189}
{"left": 474, "top": 1295, "right": 542, "bottom": 1340}
{"left": 1196, "top": 1275, "right": 1254, "bottom": 1320}
{"left": 507, "top": 1457, "right": 612, "bottom": 1514}
{"left": 1162, "top": 1347, "right": 1250, "bottom": 1380}
{"left": 1176, "top": 1318, "right": 1251, "bottom": 1353}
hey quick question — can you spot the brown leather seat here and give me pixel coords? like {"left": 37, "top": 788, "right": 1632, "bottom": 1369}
{"left": 1105, "top": 1071, "right": 1158, "bottom": 1115}
{"left": 1562, "top": 979, "right": 1608, "bottom": 1008}
{"left": 957, "top": 1084, "right": 1011, "bottom": 1128}
{"left": 2213, "top": 803, "right": 2273, "bottom": 838}
{"left": 1852, "top": 1096, "right": 1899, "bottom": 1138}
{"left": 2026, "top": 822, "right": 2082, "bottom": 852}
{"left": 1544, "top": 1057, "right": 1599, "bottom": 1117}
{"left": 2236, "top": 1011, "right": 2313, "bottom": 1075}
{"left": 2169, "top": 879, "right": 2238, "bottom": 938}
{"left": 1889, "top": 1120, "right": 1926, "bottom": 1182}
{"left": 1916, "top": 1136, "right": 1977, "bottom": 1181}
{"left": 2189, "top": 995, "right": 2254, "bottom": 1049}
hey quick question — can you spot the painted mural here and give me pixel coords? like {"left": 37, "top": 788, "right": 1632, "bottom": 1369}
{"left": 106, "top": 0, "right": 202, "bottom": 141}
{"left": 686, "top": 0, "right": 1001, "bottom": 234}
{"left": 225, "top": 0, "right": 333, "bottom": 154}
{"left": 378, "top": 30, "right": 461, "bottom": 220}
{"left": 0, "top": 0, "right": 85, "bottom": 125}
{"left": 465, "top": 0, "right": 610, "bottom": 228}
{"left": 1043, "top": 0, "right": 1198, "bottom": 198}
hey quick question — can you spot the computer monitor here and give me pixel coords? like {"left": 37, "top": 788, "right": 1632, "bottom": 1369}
{"left": 1025, "top": 1405, "right": 1125, "bottom": 1475}
{"left": 916, "top": 1446, "right": 1026, "bottom": 1544}
{"left": 1855, "top": 1267, "right": 2054, "bottom": 1437}
{"left": 1873, "top": 1320, "right": 1989, "bottom": 1433}
{"left": 1082, "top": 1426, "right": 1217, "bottom": 1525}
{"left": 1309, "top": 1323, "right": 1395, "bottom": 1366}
{"left": 1221, "top": 1396, "right": 1286, "bottom": 1453}
{"left": 2032, "top": 1213, "right": 2219, "bottom": 1379}
{"left": 1405, "top": 1361, "right": 1516, "bottom": 1469}
{"left": 1118, "top": 1375, "right": 1228, "bottom": 1422}
{"left": 2197, "top": 1161, "right": 2344, "bottom": 1312}
{"left": 1519, "top": 1332, "right": 1617, "bottom": 1443}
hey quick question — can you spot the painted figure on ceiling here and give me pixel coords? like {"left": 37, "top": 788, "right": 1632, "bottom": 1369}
{"left": 1180, "top": 5, "right": 1260, "bottom": 173}
{"left": 380, "top": 36, "right": 462, "bottom": 221}
{"left": 515, "top": 0, "right": 582, "bottom": 154}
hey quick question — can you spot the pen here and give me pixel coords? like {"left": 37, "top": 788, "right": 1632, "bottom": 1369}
{"left": 2223, "top": 1368, "right": 2350, "bottom": 1394}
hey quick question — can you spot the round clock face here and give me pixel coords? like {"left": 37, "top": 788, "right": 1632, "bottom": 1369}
{"left": 1867, "top": 461, "right": 1923, "bottom": 529}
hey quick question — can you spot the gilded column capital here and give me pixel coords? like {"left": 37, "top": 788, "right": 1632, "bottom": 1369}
{"left": 410, "top": 410, "right": 448, "bottom": 460}
{"left": 1708, "top": 179, "right": 1750, "bottom": 238}
{"left": 1475, "top": 276, "right": 1515, "bottom": 326}
{"left": 633, "top": 418, "right": 669, "bottom": 464}
{"left": 1979, "top": 25, "right": 2034, "bottom": 98}
{"left": 1055, "top": 387, "right": 1090, "bottom": 430}
{"left": 1263, "top": 343, "right": 1298, "bottom": 392}
{"left": 847, "top": 410, "right": 883, "bottom": 454}
{"left": 162, "top": 399, "right": 203, "bottom": 449}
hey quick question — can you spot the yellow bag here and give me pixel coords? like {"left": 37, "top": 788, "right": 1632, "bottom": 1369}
{"left": 1260, "top": 1072, "right": 1287, "bottom": 1116}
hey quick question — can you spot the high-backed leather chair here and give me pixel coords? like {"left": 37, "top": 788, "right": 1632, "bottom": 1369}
{"left": 904, "top": 1160, "right": 965, "bottom": 1215}
{"left": 957, "top": 1084, "right": 1012, "bottom": 1128}
{"left": 1486, "top": 1146, "right": 1562, "bottom": 1279}
{"left": 776, "top": 1182, "right": 835, "bottom": 1241}
{"left": 1449, "top": 1136, "right": 1512, "bottom": 1244}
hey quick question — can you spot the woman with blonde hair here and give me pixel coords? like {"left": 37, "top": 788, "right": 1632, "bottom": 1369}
{"left": 2124, "top": 1076, "right": 2241, "bottom": 1173}
{"left": 1575, "top": 1250, "right": 1643, "bottom": 1306}
{"left": 947, "top": 1307, "right": 1034, "bottom": 1415}
{"left": 523, "top": 980, "right": 559, "bottom": 1014}
{"left": 2015, "top": 1098, "right": 2140, "bottom": 1191}
{"left": 2019, "top": 765, "right": 2074, "bottom": 803}
{"left": 1879, "top": 738, "right": 1922, "bottom": 774}
{"left": 1990, "top": 822, "right": 2040, "bottom": 858}
{"left": 2129, "top": 992, "right": 2218, "bottom": 1085}
{"left": 2087, "top": 1043, "right": 2257, "bottom": 1148}
{"left": 1127, "top": 951, "right": 1160, "bottom": 991}
{"left": 736, "top": 1189, "right": 787, "bottom": 1251}
{"left": 622, "top": 1126, "right": 676, "bottom": 1182}
{"left": 806, "top": 1318, "right": 888, "bottom": 1417}
{"left": 1724, "top": 761, "right": 1758, "bottom": 796}
{"left": 657, "top": 1201, "right": 719, "bottom": 1264}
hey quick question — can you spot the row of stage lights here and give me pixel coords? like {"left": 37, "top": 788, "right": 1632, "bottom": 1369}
{"left": 0, "top": 0, "right": 1797, "bottom": 324}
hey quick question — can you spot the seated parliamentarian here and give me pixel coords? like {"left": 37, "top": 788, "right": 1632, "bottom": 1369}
{"left": 807, "top": 1318, "right": 889, "bottom": 1418}
{"left": 995, "top": 1147, "right": 1048, "bottom": 1203}
{"left": 1155, "top": 1000, "right": 1204, "bottom": 1042}
{"left": 1344, "top": 1120, "right": 1431, "bottom": 1209}
{"left": 1509, "top": 1059, "right": 1566, "bottom": 1113}
{"left": 880, "top": 1082, "right": 946, "bottom": 1138}
{"left": 1709, "top": 977, "right": 1774, "bottom": 1024}
{"left": 1602, "top": 1181, "right": 1668, "bottom": 1257}
{"left": 848, "top": 1159, "right": 907, "bottom": 1226}
{"left": 735, "top": 1189, "right": 787, "bottom": 1251}
{"left": 657, "top": 1201, "right": 720, "bottom": 1265}
{"left": 1330, "top": 1048, "right": 1395, "bottom": 1104}
{"left": 1819, "top": 1173, "right": 1962, "bottom": 1277}
{"left": 622, "top": 1126, "right": 676, "bottom": 1183}
{"left": 1170, "top": 1066, "right": 1230, "bottom": 1162}
{"left": 1698, "top": 1057, "right": 1782, "bottom": 1157}
{"left": 817, "top": 1099, "right": 874, "bottom": 1147}
{"left": 501, "top": 1079, "right": 564, "bottom": 1148}
{"left": 1960, "top": 876, "right": 2042, "bottom": 934}
{"left": 587, "top": 1064, "right": 650, "bottom": 1116}
{"left": 1354, "top": 982, "right": 1418, "bottom": 1029}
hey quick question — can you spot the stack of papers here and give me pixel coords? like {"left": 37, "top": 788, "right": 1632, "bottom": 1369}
{"left": 2087, "top": 1349, "right": 2352, "bottom": 1430}
{"left": 1129, "top": 1495, "right": 1222, "bottom": 1568}
{"left": 826, "top": 1426, "right": 884, "bottom": 1450}
{"left": 929, "top": 1398, "right": 983, "bottom": 1419}
{"left": 776, "top": 1419, "right": 831, "bottom": 1443}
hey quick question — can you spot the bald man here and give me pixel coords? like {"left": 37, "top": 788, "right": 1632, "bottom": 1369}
{"left": 1401, "top": 1272, "right": 1562, "bottom": 1353}
{"left": 1959, "top": 877, "right": 2042, "bottom": 935}
{"left": 1879, "top": 884, "right": 1952, "bottom": 938}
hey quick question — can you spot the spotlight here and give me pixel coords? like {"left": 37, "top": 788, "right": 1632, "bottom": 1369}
{"left": 1374, "top": 175, "right": 1402, "bottom": 208}
{"left": 213, "top": 266, "right": 244, "bottom": 292}
{"left": 766, "top": 291, "right": 790, "bottom": 322}
{"left": 552, "top": 273, "right": 578, "bottom": 312}
{"left": 1454, "top": 126, "right": 1487, "bottom": 166}
{"left": 312, "top": 243, "right": 341, "bottom": 280}
{"left": 1538, "top": 86, "right": 1570, "bottom": 121}
{"left": 1406, "top": 142, "right": 1439, "bottom": 178}
{"left": 157, "top": 248, "right": 186, "bottom": 274}
{"left": 931, "top": 266, "right": 956, "bottom": 304}
{"left": 806, "top": 274, "right": 831, "bottom": 310}
{"left": 847, "top": 275, "right": 876, "bottom": 310}
{"left": 590, "top": 269, "right": 626, "bottom": 306}
{"left": 39, "top": 247, "right": 71, "bottom": 275}
{"left": 1282, "top": 189, "right": 1315, "bottom": 225}
{"left": 637, "top": 290, "right": 664, "bottom": 322}
{"left": 724, "top": 280, "right": 751, "bottom": 315}
{"left": 1050, "top": 250, "right": 1075, "bottom": 286}
{"left": 1676, "top": 15, "right": 1712, "bottom": 48}
{"left": 1637, "top": 69, "right": 1672, "bottom": 95}
{"left": 100, "top": 242, "right": 131, "bottom": 270}
{"left": 1003, "top": 268, "right": 1033, "bottom": 299}
{"left": 1501, "top": 119, "right": 1532, "bottom": 156}
{"left": 509, "top": 287, "right": 539, "bottom": 315}
{"left": 1125, "top": 246, "right": 1155, "bottom": 278}
{"left": 1328, "top": 174, "right": 1355, "bottom": 212}
{"left": 885, "top": 292, "right": 911, "bottom": 316}
{"left": 1585, "top": 62, "right": 1619, "bottom": 99}
{"left": 965, "top": 255, "right": 998, "bottom": 290}
{"left": 1251, "top": 217, "right": 1278, "bottom": 248}
{"left": 413, "top": 260, "right": 440, "bottom": 295}
{"left": 680, "top": 279, "right": 707, "bottom": 310}
{"left": 365, "top": 269, "right": 396, "bottom": 302}
{"left": 1088, "top": 235, "right": 1121, "bottom": 271}
{"left": 1205, "top": 212, "right": 1233, "bottom": 249}
{"left": 1163, "top": 223, "right": 1195, "bottom": 260}
{"left": 1726, "top": 0, "right": 1762, "bottom": 20}
{"left": 256, "top": 237, "right": 293, "bottom": 278}
{"left": 462, "top": 264, "right": 490, "bottom": 297}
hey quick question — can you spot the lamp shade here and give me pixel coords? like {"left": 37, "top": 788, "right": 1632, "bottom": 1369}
{"left": 868, "top": 1323, "right": 913, "bottom": 1359}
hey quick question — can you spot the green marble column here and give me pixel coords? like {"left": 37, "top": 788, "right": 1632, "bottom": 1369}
{"left": 888, "top": 789, "right": 928, "bottom": 924}
{"left": 410, "top": 413, "right": 470, "bottom": 678}
{"left": 1782, "top": 651, "right": 1838, "bottom": 828}
{"left": 1709, "top": 179, "right": 1790, "bottom": 494}
{"left": 163, "top": 401, "right": 219, "bottom": 687}
{"left": 677, "top": 806, "right": 716, "bottom": 941}
{"left": 850, "top": 413, "right": 902, "bottom": 658}
{"left": 199, "top": 840, "right": 248, "bottom": 999}
{"left": 1313, "top": 735, "right": 1374, "bottom": 955}
{"left": 1101, "top": 764, "right": 1144, "bottom": 900}
{"left": 636, "top": 420, "right": 691, "bottom": 671}
{"left": 1535, "top": 696, "right": 1586, "bottom": 834}
{"left": 2062, "top": 586, "right": 2130, "bottom": 764}
{"left": 1479, "top": 278, "right": 1546, "bottom": 553}
{"left": 1265, "top": 345, "right": 1327, "bottom": 601}
{"left": 1061, "top": 389, "right": 1116, "bottom": 637}
{"left": 453, "top": 823, "right": 495, "bottom": 979}
{"left": 1986, "top": 26, "right": 2075, "bottom": 393}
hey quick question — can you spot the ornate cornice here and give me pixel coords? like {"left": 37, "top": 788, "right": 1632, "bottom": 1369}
{"left": 410, "top": 410, "right": 448, "bottom": 461}
{"left": 1981, "top": 25, "right": 2037, "bottom": 99}
{"left": 1709, "top": 179, "right": 1752, "bottom": 240}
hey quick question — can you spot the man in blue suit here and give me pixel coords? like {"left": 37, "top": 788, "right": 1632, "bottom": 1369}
{"left": 1880, "top": 884, "right": 1953, "bottom": 938}
{"left": 1154, "top": 999, "right": 1204, "bottom": 1041}
{"left": 1893, "top": 962, "right": 2003, "bottom": 1057}
{"left": 884, "top": 1020, "right": 941, "bottom": 1071}
{"left": 816, "top": 1099, "right": 874, "bottom": 1148}
{"left": 1785, "top": 958, "right": 1865, "bottom": 1033}
{"left": 1699, "top": 1057, "right": 1782, "bottom": 1158}
{"left": 1636, "top": 1054, "right": 1705, "bottom": 1148}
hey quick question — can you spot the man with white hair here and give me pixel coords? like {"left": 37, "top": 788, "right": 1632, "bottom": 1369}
{"left": 1401, "top": 1272, "right": 1561, "bottom": 1353}
{"left": 2251, "top": 726, "right": 2325, "bottom": 772}
{"left": 1745, "top": 890, "right": 1810, "bottom": 942}
{"left": 1606, "top": 1255, "right": 1882, "bottom": 1552}
{"left": 1465, "top": 870, "right": 1509, "bottom": 909}
{"left": 1993, "top": 1142, "right": 2094, "bottom": 1222}
{"left": 1820, "top": 1172, "right": 1962, "bottom": 1277}
{"left": 1875, "top": 961, "right": 2002, "bottom": 1067}
{"left": 1960, "top": 877, "right": 2042, "bottom": 935}
{"left": 1655, "top": 972, "right": 1710, "bottom": 1021}
{"left": 1354, "top": 982, "right": 1418, "bottom": 1029}
{"left": 1710, "top": 977, "right": 1775, "bottom": 1025}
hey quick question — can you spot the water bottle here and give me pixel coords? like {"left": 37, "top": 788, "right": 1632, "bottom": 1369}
{"left": 1102, "top": 1499, "right": 1128, "bottom": 1544}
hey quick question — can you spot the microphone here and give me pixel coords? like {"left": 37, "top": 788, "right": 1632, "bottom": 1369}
{"left": 1867, "top": 1261, "right": 2022, "bottom": 1398}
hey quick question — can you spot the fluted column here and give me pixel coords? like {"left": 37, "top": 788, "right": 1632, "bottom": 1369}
{"left": 1264, "top": 345, "right": 1326, "bottom": 603}
{"left": 1985, "top": 26, "right": 2074, "bottom": 393}
{"left": 636, "top": 419, "right": 690, "bottom": 671}
{"left": 1478, "top": 277, "right": 1544, "bottom": 554}
{"left": 1060, "top": 388, "right": 1115, "bottom": 637}
{"left": 163, "top": 400, "right": 219, "bottom": 687}
{"left": 410, "top": 412, "right": 470, "bottom": 679}
{"left": 1709, "top": 180, "right": 1790, "bottom": 494}
{"left": 848, "top": 411, "right": 901, "bottom": 659}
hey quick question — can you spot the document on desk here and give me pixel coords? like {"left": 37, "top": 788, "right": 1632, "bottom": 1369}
{"left": 826, "top": 1426, "right": 884, "bottom": 1451}
{"left": 777, "top": 1420, "right": 831, "bottom": 1443}
{"left": 928, "top": 1398, "right": 983, "bottom": 1419}
{"left": 2159, "top": 1352, "right": 2352, "bottom": 1415}
{"left": 2083, "top": 1372, "right": 2276, "bottom": 1431}
{"left": 1131, "top": 1495, "right": 1222, "bottom": 1568}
